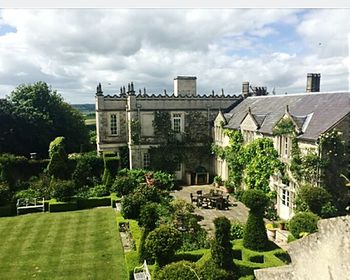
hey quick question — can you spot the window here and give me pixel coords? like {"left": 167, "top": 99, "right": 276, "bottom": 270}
{"left": 279, "top": 136, "right": 289, "bottom": 158}
{"left": 143, "top": 153, "right": 150, "bottom": 169}
{"left": 243, "top": 130, "right": 254, "bottom": 143}
{"left": 282, "top": 189, "right": 290, "bottom": 207}
{"left": 110, "top": 114, "right": 118, "bottom": 135}
{"left": 172, "top": 113, "right": 182, "bottom": 133}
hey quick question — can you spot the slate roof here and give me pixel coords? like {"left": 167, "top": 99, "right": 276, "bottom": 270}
{"left": 224, "top": 91, "right": 350, "bottom": 141}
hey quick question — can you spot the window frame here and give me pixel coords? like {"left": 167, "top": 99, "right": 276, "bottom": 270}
{"left": 109, "top": 113, "right": 119, "bottom": 136}
{"left": 172, "top": 112, "right": 183, "bottom": 133}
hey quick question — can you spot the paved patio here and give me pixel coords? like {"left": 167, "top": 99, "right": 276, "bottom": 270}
{"left": 171, "top": 184, "right": 249, "bottom": 235}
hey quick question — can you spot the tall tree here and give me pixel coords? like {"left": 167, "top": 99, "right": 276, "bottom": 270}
{"left": 0, "top": 82, "right": 89, "bottom": 157}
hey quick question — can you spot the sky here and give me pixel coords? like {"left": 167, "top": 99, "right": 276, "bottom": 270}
{"left": 0, "top": 9, "right": 349, "bottom": 104}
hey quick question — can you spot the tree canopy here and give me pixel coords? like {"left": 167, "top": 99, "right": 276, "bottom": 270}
{"left": 0, "top": 82, "right": 89, "bottom": 157}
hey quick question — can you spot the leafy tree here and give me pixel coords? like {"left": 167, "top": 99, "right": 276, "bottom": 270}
{"left": 145, "top": 225, "right": 182, "bottom": 267}
{"left": 211, "top": 217, "right": 236, "bottom": 272}
{"left": 2, "top": 82, "right": 89, "bottom": 156}
{"left": 0, "top": 181, "right": 11, "bottom": 206}
{"left": 242, "top": 189, "right": 269, "bottom": 251}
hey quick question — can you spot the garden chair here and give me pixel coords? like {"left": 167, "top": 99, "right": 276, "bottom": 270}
{"left": 190, "top": 193, "right": 198, "bottom": 204}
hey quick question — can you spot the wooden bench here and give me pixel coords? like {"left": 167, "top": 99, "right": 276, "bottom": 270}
{"left": 133, "top": 260, "right": 151, "bottom": 280}
{"left": 16, "top": 198, "right": 45, "bottom": 215}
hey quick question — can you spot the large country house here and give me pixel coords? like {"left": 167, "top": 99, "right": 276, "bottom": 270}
{"left": 213, "top": 74, "right": 350, "bottom": 219}
{"left": 95, "top": 76, "right": 242, "bottom": 181}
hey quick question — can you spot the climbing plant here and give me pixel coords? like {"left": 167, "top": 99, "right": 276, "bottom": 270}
{"left": 272, "top": 118, "right": 295, "bottom": 136}
{"left": 131, "top": 120, "right": 141, "bottom": 145}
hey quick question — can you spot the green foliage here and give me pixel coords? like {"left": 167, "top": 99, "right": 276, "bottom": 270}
{"left": 27, "top": 173, "right": 52, "bottom": 199}
{"left": 139, "top": 203, "right": 160, "bottom": 232}
{"left": 170, "top": 199, "right": 209, "bottom": 251}
{"left": 0, "top": 181, "right": 11, "bottom": 206}
{"left": 102, "top": 153, "right": 119, "bottom": 188}
{"left": 272, "top": 118, "right": 295, "bottom": 136}
{"left": 72, "top": 153, "right": 104, "bottom": 189}
{"left": 320, "top": 129, "right": 349, "bottom": 212}
{"left": 121, "top": 184, "right": 164, "bottom": 220}
{"left": 145, "top": 225, "right": 182, "bottom": 267}
{"left": 153, "top": 111, "right": 173, "bottom": 142}
{"left": 231, "top": 221, "right": 245, "bottom": 240}
{"left": 289, "top": 212, "right": 319, "bottom": 239}
{"left": 243, "top": 138, "right": 282, "bottom": 193}
{"left": 0, "top": 154, "right": 48, "bottom": 188}
{"left": 295, "top": 184, "right": 336, "bottom": 218}
{"left": 48, "top": 201, "right": 78, "bottom": 212}
{"left": 15, "top": 188, "right": 40, "bottom": 200}
{"left": 47, "top": 137, "right": 69, "bottom": 179}
{"left": 2, "top": 82, "right": 89, "bottom": 156}
{"left": 76, "top": 197, "right": 111, "bottom": 209}
{"left": 156, "top": 261, "right": 198, "bottom": 280}
{"left": 87, "top": 184, "right": 109, "bottom": 197}
{"left": 242, "top": 190, "right": 269, "bottom": 251}
{"left": 211, "top": 217, "right": 236, "bottom": 271}
{"left": 152, "top": 171, "right": 175, "bottom": 190}
{"left": 197, "top": 258, "right": 234, "bottom": 280}
{"left": 50, "top": 179, "right": 76, "bottom": 201}
{"left": 242, "top": 189, "right": 269, "bottom": 213}
{"left": 184, "top": 111, "right": 210, "bottom": 143}
{"left": 131, "top": 120, "right": 141, "bottom": 144}
{"left": 112, "top": 168, "right": 146, "bottom": 196}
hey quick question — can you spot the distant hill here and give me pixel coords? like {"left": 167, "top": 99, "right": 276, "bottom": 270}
{"left": 72, "top": 104, "right": 95, "bottom": 115}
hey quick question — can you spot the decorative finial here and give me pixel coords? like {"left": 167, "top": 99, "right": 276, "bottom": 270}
{"left": 96, "top": 83, "right": 103, "bottom": 95}
{"left": 131, "top": 82, "right": 134, "bottom": 92}
{"left": 248, "top": 107, "right": 251, "bottom": 114}
{"left": 143, "top": 88, "right": 146, "bottom": 95}
{"left": 221, "top": 88, "right": 224, "bottom": 96}
{"left": 164, "top": 89, "right": 167, "bottom": 95}
{"left": 127, "top": 83, "right": 131, "bottom": 93}
{"left": 139, "top": 89, "right": 142, "bottom": 94}
{"left": 212, "top": 90, "right": 215, "bottom": 95}
{"left": 120, "top": 87, "right": 123, "bottom": 95}
{"left": 123, "top": 86, "right": 126, "bottom": 94}
{"left": 285, "top": 105, "right": 289, "bottom": 113}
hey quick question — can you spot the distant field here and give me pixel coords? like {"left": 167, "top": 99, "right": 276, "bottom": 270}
{"left": 0, "top": 208, "right": 127, "bottom": 280}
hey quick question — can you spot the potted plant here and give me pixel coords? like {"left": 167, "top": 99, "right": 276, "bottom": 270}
{"left": 213, "top": 175, "right": 223, "bottom": 187}
{"left": 265, "top": 223, "right": 277, "bottom": 239}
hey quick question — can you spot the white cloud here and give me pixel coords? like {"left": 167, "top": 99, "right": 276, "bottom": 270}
{"left": 0, "top": 9, "right": 348, "bottom": 103}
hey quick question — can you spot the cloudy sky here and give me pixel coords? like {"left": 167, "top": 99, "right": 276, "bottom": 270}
{"left": 0, "top": 9, "right": 349, "bottom": 103}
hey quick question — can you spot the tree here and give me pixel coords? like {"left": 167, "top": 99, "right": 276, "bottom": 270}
{"left": 242, "top": 189, "right": 269, "bottom": 251}
{"left": 2, "top": 82, "right": 89, "bottom": 157}
{"left": 145, "top": 225, "right": 182, "bottom": 267}
{"left": 289, "top": 212, "right": 319, "bottom": 239}
{"left": 211, "top": 217, "right": 236, "bottom": 272}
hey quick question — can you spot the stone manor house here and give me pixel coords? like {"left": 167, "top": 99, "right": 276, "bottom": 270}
{"left": 96, "top": 74, "right": 349, "bottom": 219}
{"left": 95, "top": 76, "right": 242, "bottom": 181}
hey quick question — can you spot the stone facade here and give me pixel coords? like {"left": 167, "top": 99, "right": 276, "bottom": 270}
{"left": 95, "top": 77, "right": 243, "bottom": 180}
{"left": 255, "top": 215, "right": 350, "bottom": 280}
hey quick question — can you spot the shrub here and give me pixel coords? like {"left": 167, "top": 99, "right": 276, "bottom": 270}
{"left": 47, "top": 137, "right": 70, "bottom": 179}
{"left": 49, "top": 201, "right": 78, "bottom": 212}
{"left": 72, "top": 153, "right": 104, "bottom": 189}
{"left": 231, "top": 221, "right": 244, "bottom": 240}
{"left": 0, "top": 204, "right": 15, "bottom": 217}
{"left": 50, "top": 179, "right": 76, "bottom": 201}
{"left": 112, "top": 168, "right": 147, "bottom": 196}
{"left": 88, "top": 184, "right": 109, "bottom": 197}
{"left": 156, "top": 261, "right": 198, "bottom": 280}
{"left": 0, "top": 181, "right": 12, "bottom": 206}
{"left": 76, "top": 197, "right": 111, "bottom": 209}
{"left": 15, "top": 188, "right": 40, "bottom": 200}
{"left": 152, "top": 171, "right": 175, "bottom": 190}
{"left": 102, "top": 153, "right": 119, "bottom": 188}
{"left": 28, "top": 174, "right": 51, "bottom": 199}
{"left": 197, "top": 258, "right": 234, "bottom": 280}
{"left": 242, "top": 189, "right": 269, "bottom": 251}
{"left": 296, "top": 184, "right": 336, "bottom": 218}
{"left": 211, "top": 217, "right": 236, "bottom": 272}
{"left": 139, "top": 203, "right": 160, "bottom": 232}
{"left": 145, "top": 225, "right": 182, "bottom": 267}
{"left": 289, "top": 212, "right": 319, "bottom": 239}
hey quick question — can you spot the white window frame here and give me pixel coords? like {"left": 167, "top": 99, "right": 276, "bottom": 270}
{"left": 108, "top": 113, "right": 119, "bottom": 136}
{"left": 281, "top": 189, "right": 290, "bottom": 207}
{"left": 172, "top": 113, "right": 183, "bottom": 133}
{"left": 278, "top": 136, "right": 290, "bottom": 158}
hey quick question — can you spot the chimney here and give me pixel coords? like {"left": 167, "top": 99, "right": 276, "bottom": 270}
{"left": 306, "top": 73, "right": 321, "bottom": 93}
{"left": 242, "top": 81, "right": 250, "bottom": 98}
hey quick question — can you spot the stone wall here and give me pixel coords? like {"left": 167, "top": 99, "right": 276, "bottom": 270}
{"left": 255, "top": 215, "right": 350, "bottom": 280}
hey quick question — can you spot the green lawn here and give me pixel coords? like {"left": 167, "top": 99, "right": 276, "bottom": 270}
{"left": 0, "top": 208, "right": 127, "bottom": 280}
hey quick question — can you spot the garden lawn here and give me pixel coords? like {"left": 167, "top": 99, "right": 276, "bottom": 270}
{"left": 0, "top": 208, "right": 127, "bottom": 280}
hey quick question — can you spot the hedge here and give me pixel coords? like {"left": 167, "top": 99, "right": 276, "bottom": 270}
{"left": 0, "top": 204, "right": 15, "bottom": 217}
{"left": 49, "top": 201, "right": 78, "bottom": 212}
{"left": 76, "top": 197, "right": 111, "bottom": 209}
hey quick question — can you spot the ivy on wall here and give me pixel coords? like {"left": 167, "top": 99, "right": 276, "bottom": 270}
{"left": 131, "top": 120, "right": 141, "bottom": 145}
{"left": 149, "top": 110, "right": 211, "bottom": 174}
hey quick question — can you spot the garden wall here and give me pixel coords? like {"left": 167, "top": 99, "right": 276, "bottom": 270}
{"left": 255, "top": 215, "right": 350, "bottom": 280}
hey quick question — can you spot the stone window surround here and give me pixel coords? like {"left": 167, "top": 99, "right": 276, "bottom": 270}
{"left": 108, "top": 112, "right": 120, "bottom": 136}
{"left": 171, "top": 112, "right": 184, "bottom": 133}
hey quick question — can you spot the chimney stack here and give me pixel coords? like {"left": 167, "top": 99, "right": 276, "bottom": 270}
{"left": 242, "top": 81, "right": 250, "bottom": 98}
{"left": 306, "top": 73, "right": 321, "bottom": 93}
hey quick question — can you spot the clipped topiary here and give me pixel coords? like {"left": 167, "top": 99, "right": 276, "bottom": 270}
{"left": 211, "top": 217, "right": 237, "bottom": 273}
{"left": 288, "top": 212, "right": 319, "bottom": 239}
{"left": 242, "top": 189, "right": 269, "bottom": 251}
{"left": 197, "top": 258, "right": 234, "bottom": 280}
{"left": 145, "top": 225, "right": 182, "bottom": 267}
{"left": 156, "top": 261, "right": 198, "bottom": 280}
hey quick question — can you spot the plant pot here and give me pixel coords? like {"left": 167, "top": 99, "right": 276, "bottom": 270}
{"left": 278, "top": 222, "right": 286, "bottom": 230}
{"left": 267, "top": 228, "right": 276, "bottom": 239}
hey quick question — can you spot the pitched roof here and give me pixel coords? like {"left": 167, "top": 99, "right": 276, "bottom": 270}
{"left": 224, "top": 91, "right": 350, "bottom": 141}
